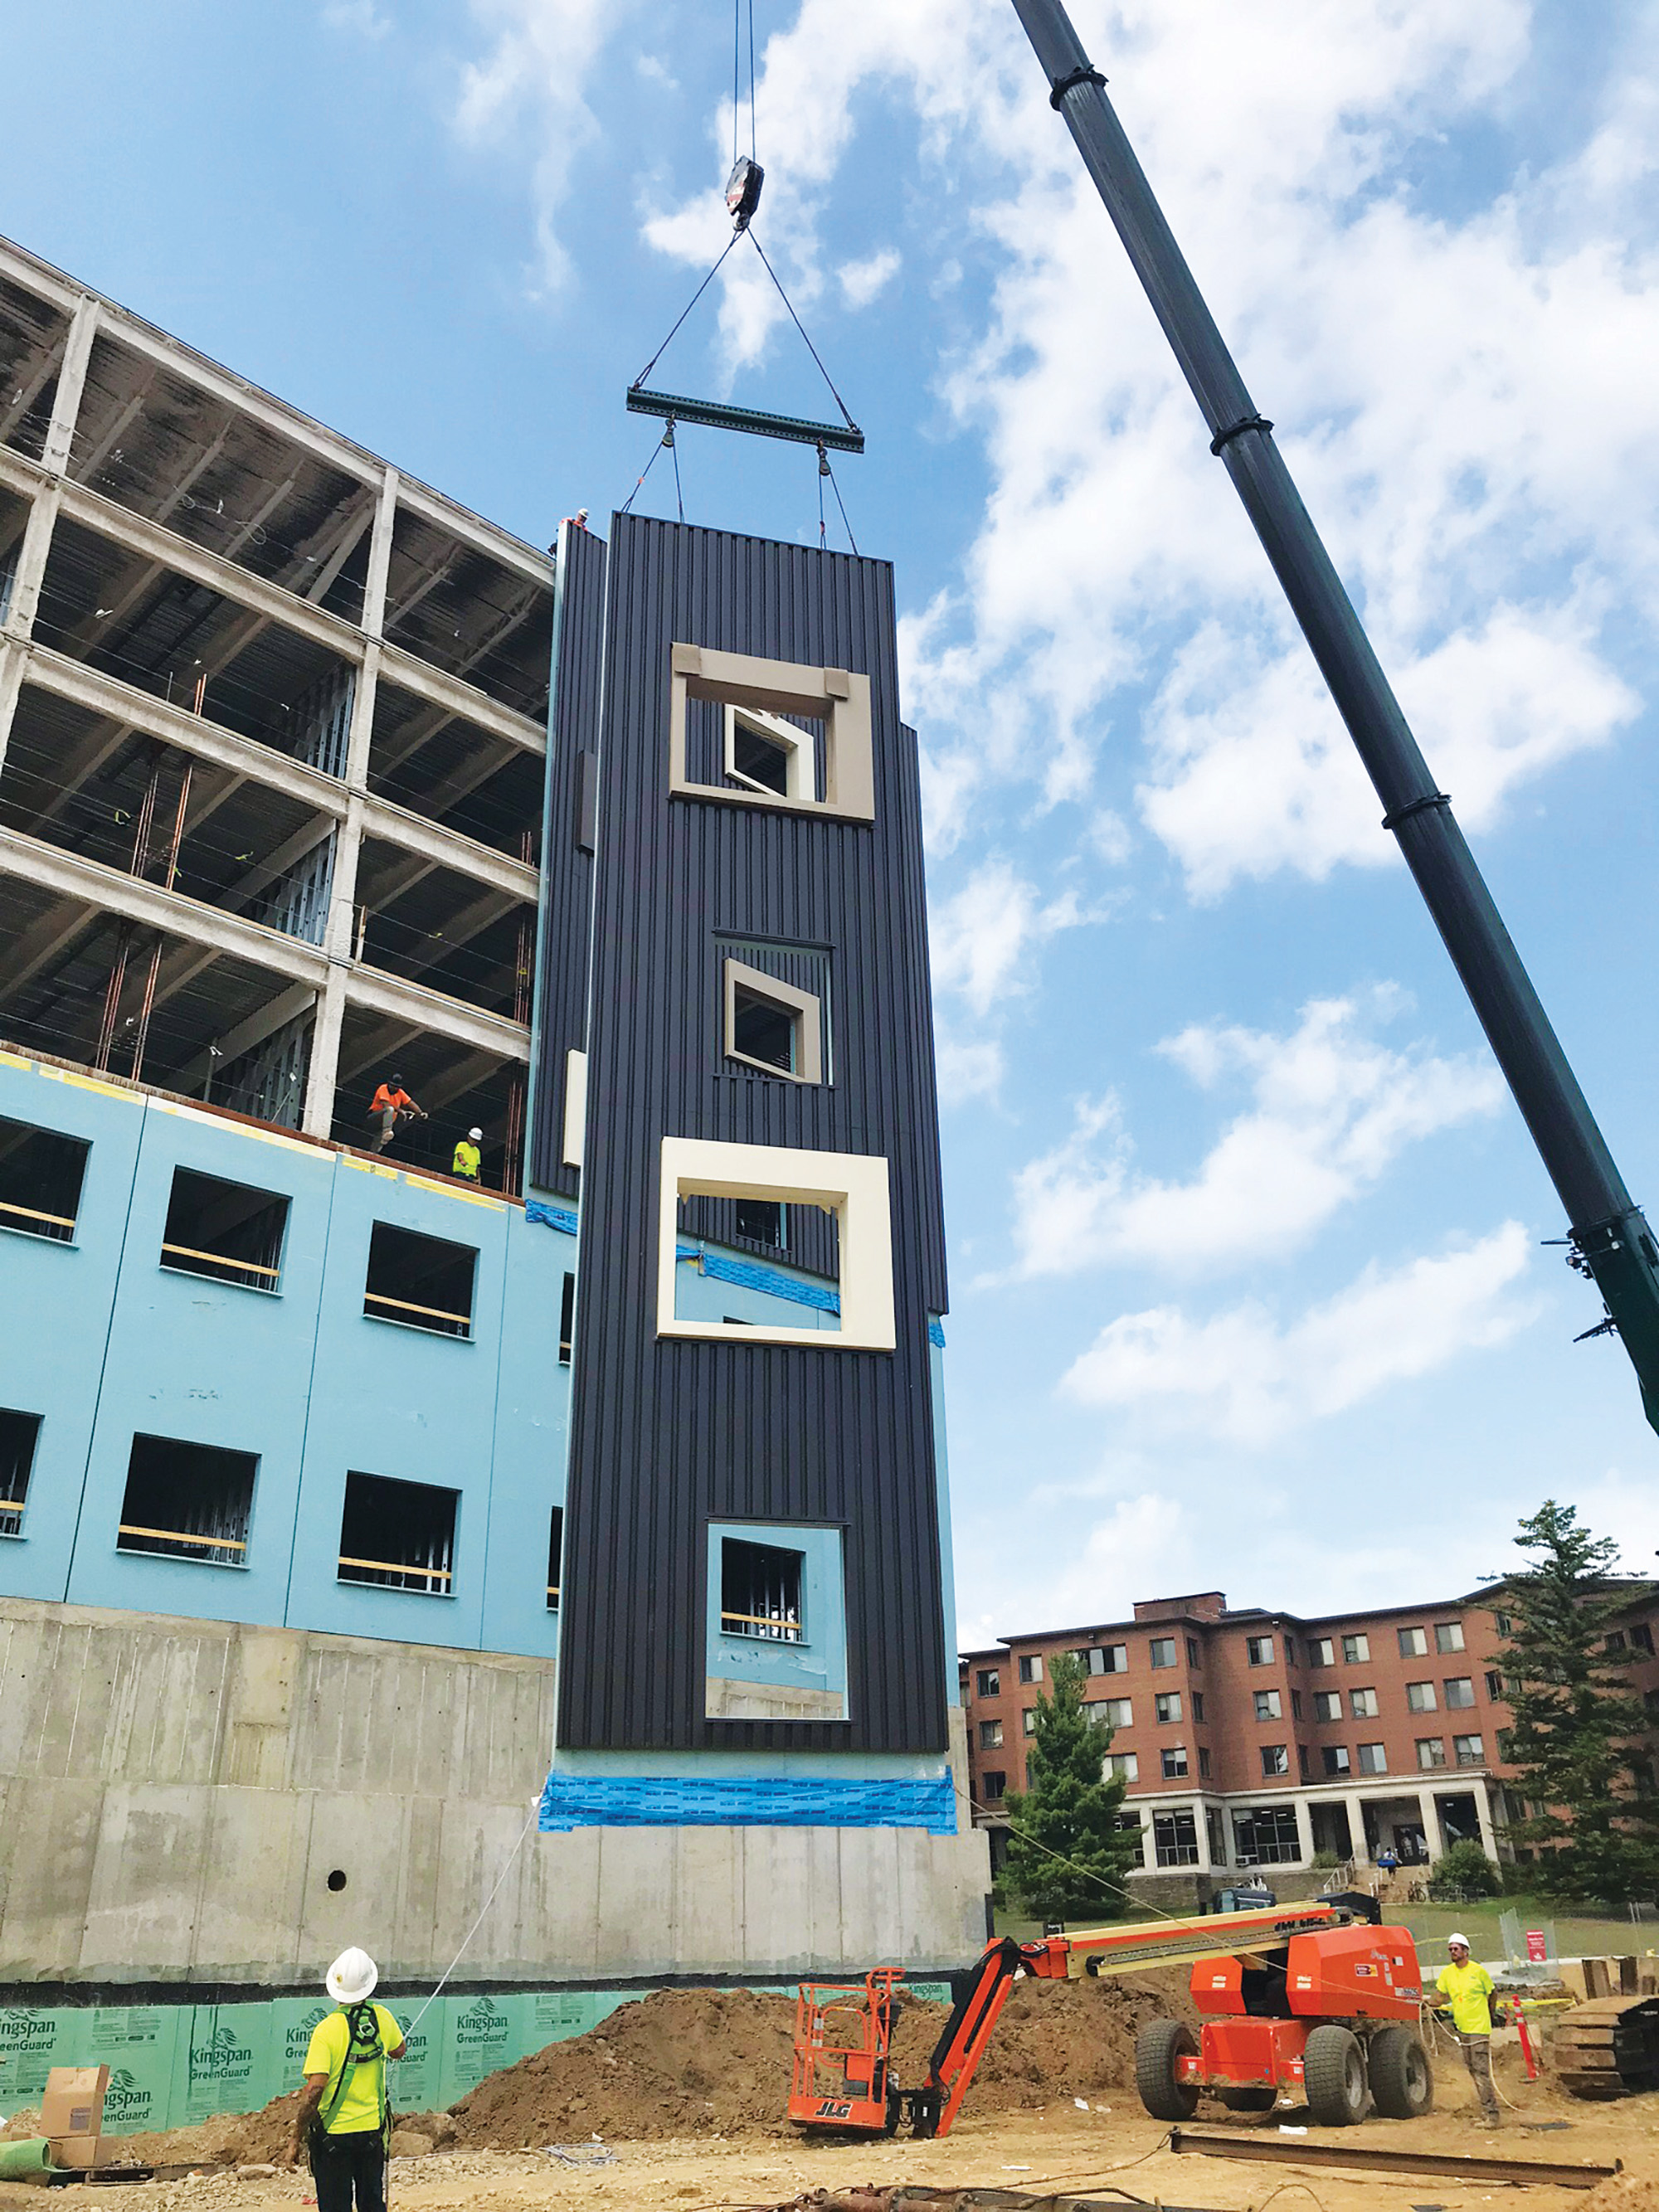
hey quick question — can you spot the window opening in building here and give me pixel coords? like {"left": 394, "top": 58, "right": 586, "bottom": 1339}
{"left": 1297, "top": 1743, "right": 1310, "bottom": 1780}
{"left": 1350, "top": 1687, "right": 1379, "bottom": 1718}
{"left": 1323, "top": 1744, "right": 1350, "bottom": 1776}
{"left": 1191, "top": 1690, "right": 1206, "bottom": 1721}
{"left": 1453, "top": 1733, "right": 1485, "bottom": 1767}
{"left": 1097, "top": 1697, "right": 1132, "bottom": 1728}
{"left": 1186, "top": 1636, "right": 1202, "bottom": 1667}
{"left": 1632, "top": 1623, "right": 1653, "bottom": 1653}
{"left": 1342, "top": 1633, "right": 1370, "bottom": 1663}
{"left": 1149, "top": 1637, "right": 1175, "bottom": 1668}
{"left": 0, "top": 1116, "right": 90, "bottom": 1244}
{"left": 0, "top": 1407, "right": 41, "bottom": 1536}
{"left": 1485, "top": 1670, "right": 1508, "bottom": 1700}
{"left": 1418, "top": 1737, "right": 1447, "bottom": 1768}
{"left": 1155, "top": 1691, "right": 1182, "bottom": 1723}
{"left": 1253, "top": 1689, "right": 1281, "bottom": 1721}
{"left": 1206, "top": 1806, "right": 1227, "bottom": 1866}
{"left": 1434, "top": 1621, "right": 1466, "bottom": 1654}
{"left": 976, "top": 1667, "right": 1000, "bottom": 1699}
{"left": 1161, "top": 1744, "right": 1189, "bottom": 1779}
{"left": 733, "top": 983, "right": 796, "bottom": 1072}
{"left": 1310, "top": 1636, "right": 1334, "bottom": 1666}
{"left": 720, "top": 1537, "right": 804, "bottom": 1641}
{"left": 1407, "top": 1681, "right": 1437, "bottom": 1712}
{"left": 1607, "top": 1629, "right": 1628, "bottom": 1652}
{"left": 1291, "top": 1688, "right": 1303, "bottom": 1719}
{"left": 1356, "top": 1742, "right": 1388, "bottom": 1774}
{"left": 1021, "top": 1708, "right": 1039, "bottom": 1736}
{"left": 979, "top": 1719, "right": 1002, "bottom": 1749}
{"left": 1493, "top": 1609, "right": 1512, "bottom": 1636}
{"left": 338, "top": 1471, "right": 457, "bottom": 1595}
{"left": 1154, "top": 1810, "right": 1199, "bottom": 1868}
{"left": 1108, "top": 1752, "right": 1138, "bottom": 1780}
{"left": 559, "top": 1271, "right": 575, "bottom": 1364}
{"left": 117, "top": 1433, "right": 256, "bottom": 1566}
{"left": 1019, "top": 1653, "right": 1043, "bottom": 1684}
{"left": 725, "top": 707, "right": 811, "bottom": 799}
{"left": 1260, "top": 1743, "right": 1289, "bottom": 1776}
{"left": 1314, "top": 1689, "right": 1340, "bottom": 1722}
{"left": 1246, "top": 1635, "right": 1273, "bottom": 1665}
{"left": 547, "top": 1504, "right": 563, "bottom": 1609}
{"left": 1399, "top": 1625, "right": 1428, "bottom": 1656}
{"left": 980, "top": 1769, "right": 1006, "bottom": 1801}
{"left": 1102, "top": 1643, "right": 1128, "bottom": 1672}
{"left": 1283, "top": 1635, "right": 1297, "bottom": 1665}
{"left": 362, "top": 1223, "right": 477, "bottom": 1339}
{"left": 1199, "top": 1745, "right": 1212, "bottom": 1777}
{"left": 1233, "top": 1805, "right": 1300, "bottom": 1866}
{"left": 734, "top": 1197, "right": 786, "bottom": 1247}
{"left": 160, "top": 1168, "right": 289, "bottom": 1292}
{"left": 1443, "top": 1676, "right": 1476, "bottom": 1709}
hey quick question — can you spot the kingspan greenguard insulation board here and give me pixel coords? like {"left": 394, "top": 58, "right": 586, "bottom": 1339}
{"left": 0, "top": 1984, "right": 953, "bottom": 2137}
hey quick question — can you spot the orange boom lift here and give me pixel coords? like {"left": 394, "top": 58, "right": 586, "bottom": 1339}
{"left": 790, "top": 1894, "right": 1432, "bottom": 2138}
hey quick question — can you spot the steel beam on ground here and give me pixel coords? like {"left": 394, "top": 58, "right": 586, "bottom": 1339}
{"left": 1167, "top": 2126, "right": 1617, "bottom": 2190}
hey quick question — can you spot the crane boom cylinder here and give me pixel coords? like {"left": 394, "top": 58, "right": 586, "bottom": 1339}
{"left": 1009, "top": 0, "right": 1659, "bottom": 1436}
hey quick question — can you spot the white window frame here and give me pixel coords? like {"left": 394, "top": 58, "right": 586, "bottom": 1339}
{"left": 669, "top": 643, "right": 875, "bottom": 822}
{"left": 723, "top": 959, "right": 824, "bottom": 1085}
{"left": 657, "top": 1136, "right": 894, "bottom": 1349}
{"left": 723, "top": 703, "right": 811, "bottom": 798}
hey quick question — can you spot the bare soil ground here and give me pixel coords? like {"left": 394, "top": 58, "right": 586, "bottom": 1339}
{"left": 4, "top": 1984, "right": 1659, "bottom": 2212}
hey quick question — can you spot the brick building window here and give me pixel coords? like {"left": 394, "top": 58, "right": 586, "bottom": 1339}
{"left": 1399, "top": 1626, "right": 1428, "bottom": 1656}
{"left": 1434, "top": 1622, "right": 1466, "bottom": 1654}
{"left": 1198, "top": 1745, "right": 1212, "bottom": 1777}
{"left": 1350, "top": 1687, "right": 1379, "bottom": 1718}
{"left": 1283, "top": 1635, "right": 1297, "bottom": 1664}
{"left": 1313, "top": 1689, "right": 1340, "bottom": 1723}
{"left": 1493, "top": 1609, "right": 1512, "bottom": 1635}
{"left": 1418, "top": 1738, "right": 1447, "bottom": 1768}
{"left": 1342, "top": 1634, "right": 1370, "bottom": 1663}
{"left": 1149, "top": 1637, "right": 1176, "bottom": 1668}
{"left": 1154, "top": 1810, "right": 1199, "bottom": 1867}
{"left": 976, "top": 1667, "right": 1000, "bottom": 1698}
{"left": 1246, "top": 1635, "right": 1274, "bottom": 1665}
{"left": 1093, "top": 1697, "right": 1132, "bottom": 1728}
{"left": 1162, "top": 1744, "right": 1190, "bottom": 1778}
{"left": 1633, "top": 1623, "right": 1655, "bottom": 1654}
{"left": 1253, "top": 1689, "right": 1282, "bottom": 1720}
{"left": 981, "top": 1770, "right": 1006, "bottom": 1801}
{"left": 1155, "top": 1691, "right": 1182, "bottom": 1723}
{"left": 1323, "top": 1745, "right": 1350, "bottom": 1776}
{"left": 1022, "top": 1708, "right": 1039, "bottom": 1735}
{"left": 1356, "top": 1742, "right": 1387, "bottom": 1774}
{"left": 1019, "top": 1654, "right": 1043, "bottom": 1684}
{"left": 1444, "top": 1677, "right": 1476, "bottom": 1709}
{"left": 1454, "top": 1733, "right": 1485, "bottom": 1767}
{"left": 1261, "top": 1744, "right": 1289, "bottom": 1777}
{"left": 1186, "top": 1636, "right": 1201, "bottom": 1667}
{"left": 980, "top": 1719, "right": 1003, "bottom": 1749}
{"left": 1485, "top": 1670, "right": 1509, "bottom": 1701}
{"left": 1309, "top": 1637, "right": 1335, "bottom": 1665}
{"left": 1407, "top": 1681, "right": 1437, "bottom": 1712}
{"left": 1108, "top": 1752, "right": 1138, "bottom": 1781}
{"left": 1099, "top": 1643, "right": 1129, "bottom": 1673}
{"left": 1191, "top": 1691, "right": 1206, "bottom": 1721}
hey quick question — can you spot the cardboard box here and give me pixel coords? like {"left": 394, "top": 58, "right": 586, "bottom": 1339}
{"left": 48, "top": 2136, "right": 105, "bottom": 2171}
{"left": 41, "top": 2065, "right": 109, "bottom": 2142}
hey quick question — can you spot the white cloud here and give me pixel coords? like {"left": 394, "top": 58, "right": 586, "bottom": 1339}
{"left": 452, "top": 0, "right": 625, "bottom": 289}
{"left": 1061, "top": 1222, "right": 1535, "bottom": 1446}
{"left": 928, "top": 857, "right": 1085, "bottom": 1016}
{"left": 839, "top": 249, "right": 900, "bottom": 309}
{"left": 1046, "top": 1493, "right": 1190, "bottom": 1628}
{"left": 322, "top": 0, "right": 390, "bottom": 33}
{"left": 935, "top": 1033, "right": 1005, "bottom": 1103}
{"left": 1005, "top": 990, "right": 1503, "bottom": 1280}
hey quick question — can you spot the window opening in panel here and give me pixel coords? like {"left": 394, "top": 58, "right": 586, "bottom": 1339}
{"left": 734, "top": 1197, "right": 786, "bottom": 1249}
{"left": 547, "top": 1503, "right": 563, "bottom": 1610}
{"left": 733, "top": 984, "right": 798, "bottom": 1072}
{"left": 0, "top": 1407, "right": 41, "bottom": 1536}
{"left": 161, "top": 1168, "right": 289, "bottom": 1292}
{"left": 338, "top": 1470, "right": 457, "bottom": 1595}
{"left": 726, "top": 707, "right": 808, "bottom": 798}
{"left": 721, "top": 1537, "right": 804, "bottom": 1642}
{"left": 0, "top": 1116, "right": 90, "bottom": 1243}
{"left": 363, "top": 1222, "right": 477, "bottom": 1339}
{"left": 117, "top": 1433, "right": 256, "bottom": 1566}
{"left": 558, "top": 1271, "right": 575, "bottom": 1364}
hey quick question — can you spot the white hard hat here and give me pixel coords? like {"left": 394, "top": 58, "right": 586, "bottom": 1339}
{"left": 1447, "top": 1932, "right": 1472, "bottom": 1951}
{"left": 469, "top": 1127, "right": 483, "bottom": 1140}
{"left": 325, "top": 1947, "right": 378, "bottom": 2003}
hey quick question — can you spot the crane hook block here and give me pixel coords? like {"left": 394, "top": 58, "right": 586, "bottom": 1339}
{"left": 726, "top": 155, "right": 764, "bottom": 231}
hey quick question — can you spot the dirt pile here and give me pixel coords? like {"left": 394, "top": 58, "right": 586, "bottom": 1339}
{"left": 450, "top": 1971, "right": 1195, "bottom": 2146}
{"left": 1584, "top": 2176, "right": 1659, "bottom": 2212}
{"left": 109, "top": 2089, "right": 307, "bottom": 2171}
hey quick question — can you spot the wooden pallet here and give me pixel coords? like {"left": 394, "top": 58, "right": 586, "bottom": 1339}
{"left": 1553, "top": 1995, "right": 1659, "bottom": 2098}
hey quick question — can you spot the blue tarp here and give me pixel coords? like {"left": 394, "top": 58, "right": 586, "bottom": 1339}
{"left": 538, "top": 1768, "right": 957, "bottom": 1835}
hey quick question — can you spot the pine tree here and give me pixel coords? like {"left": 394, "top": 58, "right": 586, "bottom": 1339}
{"left": 1500, "top": 1500, "right": 1659, "bottom": 1902}
{"left": 1001, "top": 1653, "right": 1144, "bottom": 1923}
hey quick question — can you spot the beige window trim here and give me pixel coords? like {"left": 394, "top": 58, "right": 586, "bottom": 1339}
{"left": 562, "top": 1048, "right": 587, "bottom": 1167}
{"left": 658, "top": 1135, "right": 894, "bottom": 1350}
{"left": 669, "top": 643, "right": 874, "bottom": 822}
{"left": 723, "top": 959, "right": 823, "bottom": 1085}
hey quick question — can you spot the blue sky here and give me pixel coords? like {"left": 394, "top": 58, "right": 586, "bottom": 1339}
{"left": 7, "top": 0, "right": 1659, "bottom": 1646}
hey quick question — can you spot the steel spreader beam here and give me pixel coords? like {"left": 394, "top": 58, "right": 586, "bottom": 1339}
{"left": 626, "top": 386, "right": 864, "bottom": 454}
{"left": 1011, "top": 0, "right": 1659, "bottom": 1438}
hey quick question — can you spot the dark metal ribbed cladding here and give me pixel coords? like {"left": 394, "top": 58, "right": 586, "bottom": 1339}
{"left": 556, "top": 514, "right": 950, "bottom": 1753}
{"left": 528, "top": 521, "right": 606, "bottom": 1194}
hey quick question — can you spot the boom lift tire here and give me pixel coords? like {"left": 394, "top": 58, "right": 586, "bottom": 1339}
{"left": 1303, "top": 2024, "right": 1369, "bottom": 2125}
{"left": 1136, "top": 2018, "right": 1200, "bottom": 2122}
{"left": 1366, "top": 2025, "right": 1433, "bottom": 2119}
{"left": 1214, "top": 2087, "right": 1277, "bottom": 2113}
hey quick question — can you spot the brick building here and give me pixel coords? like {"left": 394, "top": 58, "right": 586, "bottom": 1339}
{"left": 962, "top": 1584, "right": 1659, "bottom": 1906}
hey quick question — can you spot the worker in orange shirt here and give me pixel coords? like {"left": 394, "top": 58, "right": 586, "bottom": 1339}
{"left": 367, "top": 1072, "right": 426, "bottom": 1154}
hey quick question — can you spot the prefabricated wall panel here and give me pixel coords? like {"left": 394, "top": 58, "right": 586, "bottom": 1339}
{"left": 557, "top": 516, "right": 951, "bottom": 1755}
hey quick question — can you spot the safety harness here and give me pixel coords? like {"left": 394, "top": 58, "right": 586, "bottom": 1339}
{"left": 313, "top": 2001, "right": 392, "bottom": 2146}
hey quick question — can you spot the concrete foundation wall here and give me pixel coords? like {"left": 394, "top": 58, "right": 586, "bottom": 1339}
{"left": 0, "top": 1598, "right": 988, "bottom": 1987}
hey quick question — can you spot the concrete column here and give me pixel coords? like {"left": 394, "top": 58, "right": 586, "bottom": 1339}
{"left": 1193, "top": 1799, "right": 1213, "bottom": 1874}
{"left": 1340, "top": 1791, "right": 1370, "bottom": 1862}
{"left": 301, "top": 469, "right": 396, "bottom": 1135}
{"left": 1473, "top": 1777, "right": 1500, "bottom": 1861}
{"left": 0, "top": 639, "right": 25, "bottom": 782}
{"left": 1418, "top": 1789, "right": 1442, "bottom": 1859}
{"left": 2, "top": 296, "right": 99, "bottom": 646}
{"left": 1292, "top": 1795, "right": 1315, "bottom": 1866}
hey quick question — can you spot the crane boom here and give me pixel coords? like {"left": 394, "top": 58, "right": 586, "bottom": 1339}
{"left": 1008, "top": 0, "right": 1659, "bottom": 1440}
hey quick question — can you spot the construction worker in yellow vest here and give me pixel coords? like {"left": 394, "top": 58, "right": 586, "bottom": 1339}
{"left": 1431, "top": 1932, "right": 1505, "bottom": 2126}
{"left": 452, "top": 1127, "right": 483, "bottom": 1182}
{"left": 285, "top": 1948, "right": 406, "bottom": 2211}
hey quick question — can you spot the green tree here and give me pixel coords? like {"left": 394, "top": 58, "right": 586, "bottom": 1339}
{"left": 1001, "top": 1654, "right": 1143, "bottom": 1923}
{"left": 1500, "top": 1500, "right": 1659, "bottom": 1903}
{"left": 1430, "top": 1839, "right": 1501, "bottom": 1898}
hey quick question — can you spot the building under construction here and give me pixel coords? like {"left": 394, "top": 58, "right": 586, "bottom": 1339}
{"left": 0, "top": 233, "right": 985, "bottom": 2042}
